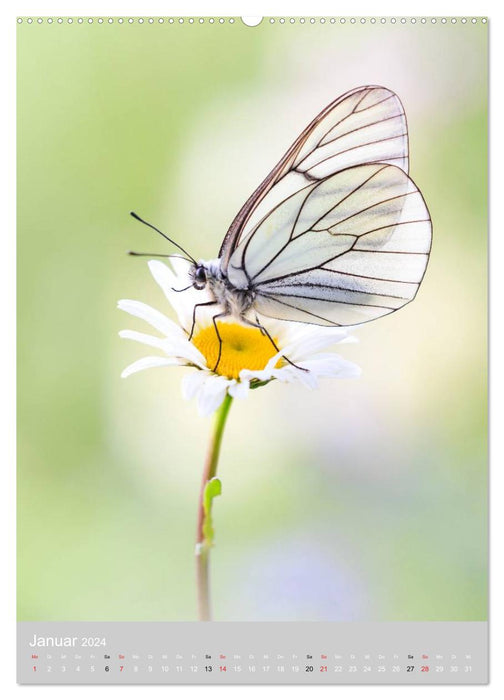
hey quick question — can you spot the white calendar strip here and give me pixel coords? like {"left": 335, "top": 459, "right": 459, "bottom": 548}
{"left": 18, "top": 621, "right": 488, "bottom": 684}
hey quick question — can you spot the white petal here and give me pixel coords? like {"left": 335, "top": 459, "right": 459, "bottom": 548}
{"left": 121, "top": 355, "right": 183, "bottom": 378}
{"left": 273, "top": 365, "right": 319, "bottom": 389}
{"left": 269, "top": 318, "right": 352, "bottom": 347}
{"left": 273, "top": 326, "right": 354, "bottom": 362}
{"left": 181, "top": 370, "right": 209, "bottom": 400}
{"left": 239, "top": 367, "right": 275, "bottom": 383}
{"left": 168, "top": 255, "right": 194, "bottom": 279}
{"left": 162, "top": 336, "right": 208, "bottom": 369}
{"left": 299, "top": 354, "right": 362, "bottom": 378}
{"left": 287, "top": 331, "right": 354, "bottom": 361}
{"left": 339, "top": 334, "right": 359, "bottom": 344}
{"left": 197, "top": 376, "right": 233, "bottom": 416}
{"left": 148, "top": 259, "right": 182, "bottom": 300}
{"left": 118, "top": 299, "right": 183, "bottom": 338}
{"left": 118, "top": 295, "right": 209, "bottom": 368}
{"left": 119, "top": 329, "right": 169, "bottom": 352}
{"left": 148, "top": 259, "right": 217, "bottom": 332}
{"left": 149, "top": 259, "right": 196, "bottom": 330}
{"left": 228, "top": 379, "right": 250, "bottom": 400}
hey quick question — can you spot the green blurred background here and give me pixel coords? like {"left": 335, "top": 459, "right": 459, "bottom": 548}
{"left": 17, "top": 18, "right": 487, "bottom": 621}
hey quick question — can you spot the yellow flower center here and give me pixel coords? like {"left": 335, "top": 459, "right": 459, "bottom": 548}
{"left": 192, "top": 321, "right": 281, "bottom": 379}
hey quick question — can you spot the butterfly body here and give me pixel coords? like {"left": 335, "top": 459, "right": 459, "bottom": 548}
{"left": 190, "top": 258, "right": 256, "bottom": 320}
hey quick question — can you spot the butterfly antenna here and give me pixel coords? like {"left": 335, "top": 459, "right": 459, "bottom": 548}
{"left": 129, "top": 211, "right": 197, "bottom": 264}
{"left": 127, "top": 251, "right": 195, "bottom": 264}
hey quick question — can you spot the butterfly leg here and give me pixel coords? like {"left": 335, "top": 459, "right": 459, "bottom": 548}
{"left": 188, "top": 301, "right": 218, "bottom": 341}
{"left": 242, "top": 317, "right": 309, "bottom": 373}
{"left": 255, "top": 314, "right": 266, "bottom": 336}
{"left": 211, "top": 311, "right": 230, "bottom": 373}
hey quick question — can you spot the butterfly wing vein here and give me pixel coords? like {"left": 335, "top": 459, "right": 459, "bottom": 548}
{"left": 220, "top": 86, "right": 431, "bottom": 327}
{"left": 227, "top": 162, "right": 431, "bottom": 326}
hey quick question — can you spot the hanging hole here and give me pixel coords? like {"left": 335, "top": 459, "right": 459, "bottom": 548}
{"left": 241, "top": 16, "right": 263, "bottom": 27}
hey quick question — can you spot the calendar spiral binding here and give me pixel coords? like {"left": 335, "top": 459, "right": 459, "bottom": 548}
{"left": 17, "top": 16, "right": 488, "bottom": 26}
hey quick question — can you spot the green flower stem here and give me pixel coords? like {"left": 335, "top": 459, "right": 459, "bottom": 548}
{"left": 195, "top": 393, "right": 233, "bottom": 621}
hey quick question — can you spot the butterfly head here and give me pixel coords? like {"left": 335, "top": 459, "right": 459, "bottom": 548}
{"left": 190, "top": 258, "right": 225, "bottom": 292}
{"left": 191, "top": 264, "right": 208, "bottom": 290}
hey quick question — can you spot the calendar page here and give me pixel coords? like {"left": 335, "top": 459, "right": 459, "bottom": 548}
{"left": 17, "top": 14, "right": 488, "bottom": 685}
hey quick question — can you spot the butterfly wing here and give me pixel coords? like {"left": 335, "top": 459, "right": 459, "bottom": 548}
{"left": 219, "top": 86, "right": 409, "bottom": 268}
{"left": 226, "top": 162, "right": 432, "bottom": 326}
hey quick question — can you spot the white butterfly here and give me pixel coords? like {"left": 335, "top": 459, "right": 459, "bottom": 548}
{"left": 132, "top": 85, "right": 432, "bottom": 369}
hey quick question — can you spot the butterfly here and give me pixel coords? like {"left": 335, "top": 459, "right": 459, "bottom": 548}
{"left": 131, "top": 85, "right": 432, "bottom": 370}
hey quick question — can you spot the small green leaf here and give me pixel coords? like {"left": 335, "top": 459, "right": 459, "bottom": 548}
{"left": 250, "top": 378, "right": 272, "bottom": 390}
{"left": 202, "top": 477, "right": 222, "bottom": 548}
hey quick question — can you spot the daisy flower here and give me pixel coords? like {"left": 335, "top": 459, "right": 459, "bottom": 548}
{"left": 118, "top": 258, "right": 361, "bottom": 416}
{"left": 118, "top": 255, "right": 362, "bottom": 621}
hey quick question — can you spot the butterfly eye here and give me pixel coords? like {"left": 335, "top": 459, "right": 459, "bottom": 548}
{"left": 193, "top": 266, "right": 207, "bottom": 290}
